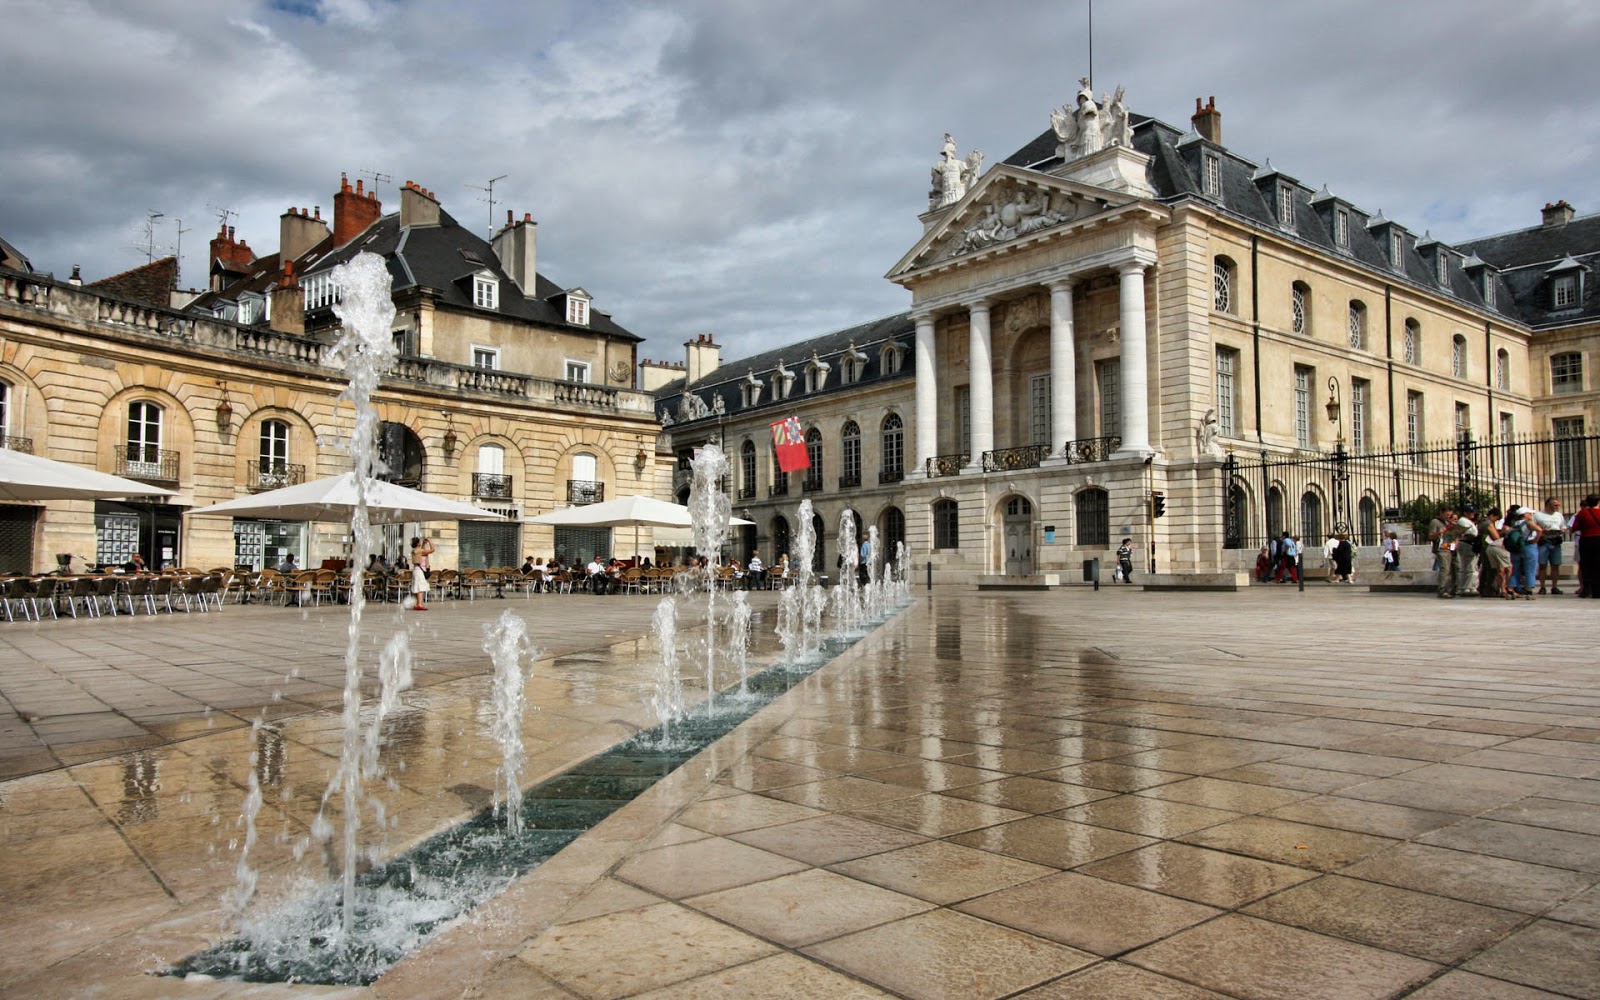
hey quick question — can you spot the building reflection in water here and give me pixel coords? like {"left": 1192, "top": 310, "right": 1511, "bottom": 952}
{"left": 116, "top": 751, "right": 161, "bottom": 826}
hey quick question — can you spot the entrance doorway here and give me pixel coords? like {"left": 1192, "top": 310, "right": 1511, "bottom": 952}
{"left": 1002, "top": 495, "right": 1034, "bottom": 576}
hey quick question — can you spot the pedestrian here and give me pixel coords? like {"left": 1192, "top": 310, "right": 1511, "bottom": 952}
{"left": 1381, "top": 530, "right": 1401, "bottom": 572}
{"left": 1572, "top": 495, "right": 1600, "bottom": 599}
{"left": 409, "top": 535, "right": 433, "bottom": 610}
{"left": 1116, "top": 537, "right": 1135, "bottom": 585}
{"left": 1533, "top": 497, "right": 1567, "bottom": 595}
{"left": 1480, "top": 508, "right": 1512, "bottom": 598}
{"left": 1332, "top": 533, "right": 1353, "bottom": 583}
{"left": 1254, "top": 545, "right": 1271, "bottom": 582}
{"left": 1322, "top": 534, "right": 1339, "bottom": 582}
{"left": 746, "top": 552, "right": 765, "bottom": 590}
{"left": 1503, "top": 505, "right": 1541, "bottom": 599}
{"left": 1441, "top": 506, "right": 1480, "bottom": 599}
{"left": 1428, "top": 508, "right": 1453, "bottom": 573}
{"left": 1275, "top": 534, "right": 1301, "bottom": 583}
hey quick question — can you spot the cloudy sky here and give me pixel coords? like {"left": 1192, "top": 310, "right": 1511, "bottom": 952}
{"left": 5, "top": 0, "right": 1598, "bottom": 365}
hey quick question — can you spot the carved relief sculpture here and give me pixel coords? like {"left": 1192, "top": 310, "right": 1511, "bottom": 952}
{"left": 950, "top": 183, "right": 1079, "bottom": 257}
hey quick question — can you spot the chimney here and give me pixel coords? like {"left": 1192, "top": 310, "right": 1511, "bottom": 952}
{"left": 1542, "top": 200, "right": 1575, "bottom": 227}
{"left": 638, "top": 358, "right": 686, "bottom": 393}
{"left": 269, "top": 260, "right": 304, "bottom": 335}
{"left": 684, "top": 333, "right": 722, "bottom": 384}
{"left": 1192, "top": 96, "right": 1222, "bottom": 144}
{"left": 210, "top": 223, "right": 253, "bottom": 269}
{"left": 399, "top": 180, "right": 440, "bottom": 228}
{"left": 68, "top": 265, "right": 82, "bottom": 285}
{"left": 333, "top": 172, "right": 384, "bottom": 246}
{"left": 491, "top": 210, "right": 538, "bottom": 293}
{"left": 279, "top": 205, "right": 331, "bottom": 263}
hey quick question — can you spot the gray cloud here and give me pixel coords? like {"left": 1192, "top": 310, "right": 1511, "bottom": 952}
{"left": 3, "top": 0, "right": 1596, "bottom": 364}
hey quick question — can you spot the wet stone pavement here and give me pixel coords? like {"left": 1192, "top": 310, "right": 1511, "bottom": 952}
{"left": 2, "top": 586, "right": 1600, "bottom": 998}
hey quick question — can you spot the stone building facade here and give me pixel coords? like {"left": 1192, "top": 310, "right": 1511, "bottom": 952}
{"left": 0, "top": 179, "right": 662, "bottom": 574}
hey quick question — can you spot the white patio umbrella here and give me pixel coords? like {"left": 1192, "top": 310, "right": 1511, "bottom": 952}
{"left": 188, "top": 472, "right": 505, "bottom": 525}
{"left": 529, "top": 494, "right": 751, "bottom": 561}
{"left": 0, "top": 448, "right": 175, "bottom": 502}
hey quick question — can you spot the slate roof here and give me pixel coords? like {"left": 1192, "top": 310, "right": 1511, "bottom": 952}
{"left": 87, "top": 256, "right": 179, "bottom": 308}
{"left": 653, "top": 312, "right": 915, "bottom": 426}
{"left": 1002, "top": 115, "right": 1519, "bottom": 324}
{"left": 1456, "top": 213, "right": 1600, "bottom": 330}
{"left": 0, "top": 235, "right": 32, "bottom": 273}
{"left": 305, "top": 209, "right": 641, "bottom": 343}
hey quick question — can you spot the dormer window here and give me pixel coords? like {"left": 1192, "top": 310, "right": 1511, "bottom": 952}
{"left": 566, "top": 290, "right": 591, "bottom": 326}
{"left": 841, "top": 343, "right": 869, "bottom": 384}
{"left": 774, "top": 361, "right": 795, "bottom": 400}
{"left": 804, "top": 356, "right": 831, "bottom": 393}
{"left": 1334, "top": 209, "right": 1350, "bottom": 248}
{"left": 880, "top": 341, "right": 907, "bottom": 374}
{"left": 1483, "top": 276, "right": 1496, "bottom": 308}
{"left": 1202, "top": 153, "right": 1221, "bottom": 197}
{"left": 238, "top": 292, "right": 265, "bottom": 325}
{"left": 473, "top": 273, "right": 499, "bottom": 310}
{"left": 1276, "top": 185, "right": 1294, "bottom": 227}
{"left": 1389, "top": 231, "right": 1404, "bottom": 270}
{"left": 740, "top": 372, "right": 764, "bottom": 408}
{"left": 1436, "top": 251, "right": 1450, "bottom": 285}
{"left": 1554, "top": 274, "right": 1578, "bottom": 309}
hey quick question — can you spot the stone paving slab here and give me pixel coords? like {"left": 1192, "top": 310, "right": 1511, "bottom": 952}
{"left": 2, "top": 587, "right": 1599, "bottom": 998}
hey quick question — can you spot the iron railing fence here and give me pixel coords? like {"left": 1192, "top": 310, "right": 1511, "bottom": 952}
{"left": 1224, "top": 432, "right": 1600, "bottom": 550}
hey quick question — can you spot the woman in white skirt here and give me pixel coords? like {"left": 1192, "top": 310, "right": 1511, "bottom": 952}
{"left": 409, "top": 535, "right": 434, "bottom": 610}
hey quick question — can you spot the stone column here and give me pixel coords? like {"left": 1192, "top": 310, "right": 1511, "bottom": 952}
{"left": 912, "top": 312, "right": 937, "bottom": 477}
{"left": 1115, "top": 262, "right": 1154, "bottom": 457}
{"left": 1047, "top": 278, "right": 1077, "bottom": 451}
{"left": 966, "top": 299, "right": 994, "bottom": 470}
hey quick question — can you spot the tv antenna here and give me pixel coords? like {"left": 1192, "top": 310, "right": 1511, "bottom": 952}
{"left": 207, "top": 203, "right": 238, "bottom": 234}
{"left": 466, "top": 174, "right": 508, "bottom": 238}
{"left": 134, "top": 210, "right": 165, "bottom": 263}
{"left": 359, "top": 168, "right": 392, "bottom": 201}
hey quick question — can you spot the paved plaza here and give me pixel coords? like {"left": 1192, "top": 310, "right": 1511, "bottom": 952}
{"left": 2, "top": 586, "right": 1599, "bottom": 999}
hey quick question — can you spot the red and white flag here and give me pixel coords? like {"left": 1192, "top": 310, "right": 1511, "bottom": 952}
{"left": 770, "top": 415, "right": 809, "bottom": 472}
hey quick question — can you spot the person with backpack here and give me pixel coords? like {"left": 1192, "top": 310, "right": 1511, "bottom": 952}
{"left": 1503, "top": 505, "right": 1542, "bottom": 599}
{"left": 1480, "top": 508, "right": 1512, "bottom": 598}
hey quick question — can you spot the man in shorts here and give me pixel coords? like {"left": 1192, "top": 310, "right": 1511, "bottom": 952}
{"left": 1533, "top": 497, "right": 1567, "bottom": 595}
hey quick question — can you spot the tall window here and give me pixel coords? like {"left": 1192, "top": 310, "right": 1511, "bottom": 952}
{"left": 955, "top": 385, "right": 971, "bottom": 456}
{"left": 804, "top": 428, "right": 823, "bottom": 491}
{"left": 1554, "top": 416, "right": 1588, "bottom": 484}
{"left": 1496, "top": 349, "right": 1510, "bottom": 390}
{"left": 1213, "top": 257, "right": 1234, "bottom": 313}
{"left": 881, "top": 413, "right": 904, "bottom": 481}
{"left": 1098, "top": 359, "right": 1121, "bottom": 437}
{"left": 1552, "top": 352, "right": 1584, "bottom": 394}
{"left": 1455, "top": 402, "right": 1471, "bottom": 440}
{"left": 1348, "top": 301, "right": 1366, "bottom": 351}
{"left": 1277, "top": 185, "right": 1295, "bottom": 226}
{"left": 1293, "top": 365, "right": 1313, "bottom": 448}
{"left": 127, "top": 401, "right": 162, "bottom": 465}
{"left": 1335, "top": 209, "right": 1350, "bottom": 247}
{"left": 1554, "top": 274, "right": 1578, "bottom": 309}
{"left": 260, "top": 419, "right": 289, "bottom": 476}
{"left": 1266, "top": 486, "right": 1284, "bottom": 539}
{"left": 1215, "top": 347, "right": 1238, "bottom": 437}
{"left": 572, "top": 451, "right": 597, "bottom": 483}
{"left": 932, "top": 499, "right": 959, "bottom": 549}
{"left": 1500, "top": 412, "right": 1516, "bottom": 477}
{"left": 1358, "top": 497, "right": 1378, "bottom": 545}
{"left": 479, "top": 442, "right": 504, "bottom": 475}
{"left": 1291, "top": 281, "right": 1309, "bottom": 336}
{"left": 1404, "top": 319, "right": 1420, "bottom": 366}
{"left": 1436, "top": 250, "right": 1450, "bottom": 285}
{"left": 1076, "top": 488, "right": 1110, "bottom": 546}
{"left": 1203, "top": 153, "right": 1220, "bottom": 196}
{"left": 0, "top": 381, "right": 9, "bottom": 439}
{"left": 840, "top": 421, "right": 861, "bottom": 486}
{"left": 1406, "top": 391, "right": 1423, "bottom": 454}
{"left": 1389, "top": 230, "right": 1404, "bottom": 269}
{"left": 1350, "top": 378, "right": 1369, "bottom": 450}
{"left": 740, "top": 440, "right": 756, "bottom": 498}
{"left": 1451, "top": 335, "right": 1467, "bottom": 379}
{"left": 1029, "top": 374, "right": 1051, "bottom": 446}
{"left": 883, "top": 506, "right": 905, "bottom": 555}
{"left": 1300, "top": 491, "right": 1324, "bottom": 546}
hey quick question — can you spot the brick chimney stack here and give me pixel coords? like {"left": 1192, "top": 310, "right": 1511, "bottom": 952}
{"left": 399, "top": 180, "right": 441, "bottom": 229}
{"left": 209, "top": 223, "right": 253, "bottom": 269}
{"left": 491, "top": 209, "right": 538, "bottom": 293}
{"left": 279, "top": 205, "right": 331, "bottom": 263}
{"left": 333, "top": 172, "right": 383, "bottom": 246}
{"left": 1542, "top": 200, "right": 1575, "bottom": 227}
{"left": 1192, "top": 96, "right": 1222, "bottom": 144}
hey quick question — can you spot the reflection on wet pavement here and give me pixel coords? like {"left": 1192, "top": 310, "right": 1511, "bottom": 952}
{"left": 4, "top": 588, "right": 1600, "bottom": 997}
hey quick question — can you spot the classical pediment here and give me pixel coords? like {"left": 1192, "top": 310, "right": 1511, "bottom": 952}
{"left": 888, "top": 165, "right": 1137, "bottom": 282}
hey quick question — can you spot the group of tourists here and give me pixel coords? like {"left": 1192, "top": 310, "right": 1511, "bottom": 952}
{"left": 1432, "top": 495, "right": 1600, "bottom": 599}
{"left": 1255, "top": 533, "right": 1305, "bottom": 584}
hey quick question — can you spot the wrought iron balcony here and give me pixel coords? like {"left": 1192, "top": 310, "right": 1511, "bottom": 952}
{"left": 1061, "top": 434, "right": 1122, "bottom": 463}
{"left": 473, "top": 472, "right": 514, "bottom": 500}
{"left": 115, "top": 444, "right": 179, "bottom": 484}
{"left": 838, "top": 474, "right": 861, "bottom": 490}
{"left": 983, "top": 444, "right": 1052, "bottom": 473}
{"left": 879, "top": 468, "right": 904, "bottom": 484}
{"left": 253, "top": 461, "right": 305, "bottom": 492}
{"left": 737, "top": 485, "right": 757, "bottom": 500}
{"left": 802, "top": 477, "right": 824, "bottom": 493}
{"left": 768, "top": 477, "right": 789, "bottom": 498}
{"left": 1, "top": 435, "right": 33, "bottom": 454}
{"left": 567, "top": 479, "right": 604, "bottom": 505}
{"left": 926, "top": 453, "right": 969, "bottom": 478}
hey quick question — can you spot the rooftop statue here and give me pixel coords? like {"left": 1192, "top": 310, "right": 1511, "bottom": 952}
{"left": 1052, "top": 80, "right": 1130, "bottom": 161}
{"left": 930, "top": 133, "right": 985, "bottom": 210}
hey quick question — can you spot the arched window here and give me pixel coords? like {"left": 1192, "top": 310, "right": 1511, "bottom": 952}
{"left": 771, "top": 515, "right": 790, "bottom": 559}
{"left": 803, "top": 428, "right": 823, "bottom": 491}
{"left": 1076, "top": 487, "right": 1109, "bottom": 546}
{"left": 740, "top": 440, "right": 756, "bottom": 499}
{"left": 1266, "top": 485, "right": 1285, "bottom": 540}
{"left": 475, "top": 443, "right": 511, "bottom": 499}
{"left": 1291, "top": 281, "right": 1310, "bottom": 336}
{"left": 259, "top": 419, "right": 291, "bottom": 488}
{"left": 1300, "top": 491, "right": 1323, "bottom": 546}
{"left": 1213, "top": 256, "right": 1235, "bottom": 313}
{"left": 1348, "top": 301, "right": 1367, "bottom": 351}
{"left": 932, "top": 499, "right": 959, "bottom": 550}
{"left": 810, "top": 513, "right": 826, "bottom": 572}
{"left": 378, "top": 421, "right": 425, "bottom": 487}
{"left": 1404, "top": 319, "right": 1421, "bottom": 366}
{"left": 126, "top": 400, "right": 163, "bottom": 475}
{"left": 1451, "top": 334, "right": 1468, "bottom": 379}
{"left": 880, "top": 413, "right": 904, "bottom": 483}
{"left": 1496, "top": 348, "right": 1510, "bottom": 390}
{"left": 569, "top": 451, "right": 601, "bottom": 504}
{"left": 840, "top": 420, "right": 861, "bottom": 487}
{"left": 0, "top": 380, "right": 10, "bottom": 440}
{"left": 1358, "top": 496, "right": 1378, "bottom": 546}
{"left": 882, "top": 506, "right": 905, "bottom": 556}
